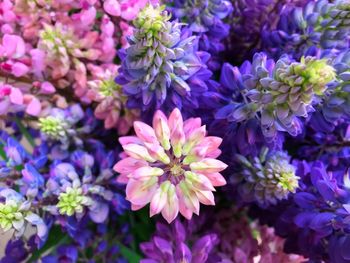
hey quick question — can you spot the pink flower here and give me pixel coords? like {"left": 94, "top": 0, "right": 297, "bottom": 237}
{"left": 120, "top": 0, "right": 148, "bottom": 21}
{"left": 114, "top": 108, "right": 227, "bottom": 223}
{"left": 23, "top": 94, "right": 41, "bottom": 116}
{"left": 86, "top": 64, "right": 139, "bottom": 134}
{"left": 0, "top": 34, "right": 26, "bottom": 59}
{"left": 103, "top": 0, "right": 121, "bottom": 16}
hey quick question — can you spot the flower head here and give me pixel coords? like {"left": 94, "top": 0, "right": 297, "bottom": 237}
{"left": 57, "top": 186, "right": 91, "bottom": 216}
{"left": 140, "top": 219, "right": 218, "bottom": 262}
{"left": 87, "top": 64, "right": 139, "bottom": 133}
{"left": 262, "top": 0, "right": 350, "bottom": 58}
{"left": 237, "top": 149, "right": 299, "bottom": 205}
{"left": 0, "top": 198, "right": 23, "bottom": 231}
{"left": 114, "top": 108, "right": 227, "bottom": 223}
{"left": 116, "top": 4, "right": 212, "bottom": 113}
{"left": 216, "top": 53, "right": 337, "bottom": 139}
{"left": 0, "top": 189, "right": 47, "bottom": 244}
{"left": 38, "top": 116, "right": 69, "bottom": 140}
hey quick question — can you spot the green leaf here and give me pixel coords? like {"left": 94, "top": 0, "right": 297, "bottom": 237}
{"left": 14, "top": 117, "right": 35, "bottom": 148}
{"left": 119, "top": 242, "right": 142, "bottom": 263}
{"left": 0, "top": 143, "right": 7, "bottom": 160}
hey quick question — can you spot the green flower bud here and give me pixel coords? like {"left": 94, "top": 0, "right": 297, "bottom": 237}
{"left": 238, "top": 150, "right": 300, "bottom": 205}
{"left": 99, "top": 79, "right": 120, "bottom": 97}
{"left": 134, "top": 5, "right": 170, "bottom": 33}
{"left": 57, "top": 187, "right": 91, "bottom": 216}
{"left": 39, "top": 116, "right": 68, "bottom": 140}
{"left": 0, "top": 200, "right": 24, "bottom": 231}
{"left": 300, "top": 57, "right": 336, "bottom": 95}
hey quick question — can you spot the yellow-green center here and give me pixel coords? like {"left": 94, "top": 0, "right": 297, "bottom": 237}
{"left": 170, "top": 164, "right": 184, "bottom": 177}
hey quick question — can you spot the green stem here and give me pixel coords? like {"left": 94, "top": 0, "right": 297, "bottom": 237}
{"left": 14, "top": 117, "right": 36, "bottom": 148}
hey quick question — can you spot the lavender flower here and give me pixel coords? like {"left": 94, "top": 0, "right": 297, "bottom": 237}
{"left": 44, "top": 158, "right": 116, "bottom": 223}
{"left": 311, "top": 49, "right": 350, "bottom": 130}
{"left": 140, "top": 219, "right": 218, "bottom": 263}
{"left": 38, "top": 105, "right": 84, "bottom": 148}
{"left": 166, "top": 0, "right": 233, "bottom": 69}
{"left": 262, "top": 0, "right": 350, "bottom": 59}
{"left": 216, "top": 52, "right": 336, "bottom": 139}
{"left": 0, "top": 188, "right": 48, "bottom": 245}
{"left": 226, "top": 0, "right": 307, "bottom": 63}
{"left": 236, "top": 149, "right": 299, "bottom": 205}
{"left": 116, "top": 4, "right": 213, "bottom": 115}
{"left": 254, "top": 159, "right": 350, "bottom": 262}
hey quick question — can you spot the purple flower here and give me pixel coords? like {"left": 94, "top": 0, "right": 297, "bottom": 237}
{"left": 215, "top": 52, "right": 336, "bottom": 140}
{"left": 0, "top": 239, "right": 29, "bottom": 263}
{"left": 257, "top": 160, "right": 350, "bottom": 261}
{"left": 140, "top": 220, "right": 218, "bottom": 263}
{"left": 226, "top": 0, "right": 307, "bottom": 63}
{"left": 236, "top": 149, "right": 300, "bottom": 206}
{"left": 116, "top": 5, "right": 214, "bottom": 116}
{"left": 262, "top": 0, "right": 350, "bottom": 59}
{"left": 166, "top": 0, "right": 233, "bottom": 69}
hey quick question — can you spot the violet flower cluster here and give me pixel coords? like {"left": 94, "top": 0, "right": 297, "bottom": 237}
{"left": 1, "top": 0, "right": 350, "bottom": 262}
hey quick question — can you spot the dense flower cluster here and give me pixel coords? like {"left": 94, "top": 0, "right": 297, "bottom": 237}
{"left": 236, "top": 149, "right": 300, "bottom": 205}
{"left": 166, "top": 0, "right": 233, "bottom": 69}
{"left": 114, "top": 108, "right": 227, "bottom": 223}
{"left": 1, "top": 0, "right": 350, "bottom": 262}
{"left": 116, "top": 4, "right": 215, "bottom": 116}
{"left": 262, "top": 0, "right": 350, "bottom": 59}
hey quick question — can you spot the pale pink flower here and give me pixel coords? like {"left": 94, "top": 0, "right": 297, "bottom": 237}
{"left": 103, "top": 0, "right": 121, "bottom": 16}
{"left": 23, "top": 94, "right": 41, "bottom": 116}
{"left": 120, "top": 0, "right": 148, "bottom": 21}
{"left": 103, "top": 0, "right": 158, "bottom": 21}
{"left": 0, "top": 34, "right": 25, "bottom": 59}
{"left": 0, "top": 84, "right": 41, "bottom": 117}
{"left": 114, "top": 108, "right": 227, "bottom": 223}
{"left": 0, "top": 0, "right": 16, "bottom": 24}
{"left": 86, "top": 64, "right": 139, "bottom": 134}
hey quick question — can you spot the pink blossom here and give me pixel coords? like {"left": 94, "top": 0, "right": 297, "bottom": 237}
{"left": 86, "top": 64, "right": 139, "bottom": 134}
{"left": 23, "top": 95, "right": 41, "bottom": 116}
{"left": 114, "top": 108, "right": 227, "bottom": 223}
{"left": 103, "top": 0, "right": 121, "bottom": 16}
{"left": 40, "top": 82, "right": 56, "bottom": 94}
{"left": 11, "top": 62, "right": 29, "bottom": 77}
{"left": 0, "top": 0, "right": 16, "bottom": 23}
{"left": 0, "top": 34, "right": 25, "bottom": 59}
{"left": 0, "top": 84, "right": 24, "bottom": 115}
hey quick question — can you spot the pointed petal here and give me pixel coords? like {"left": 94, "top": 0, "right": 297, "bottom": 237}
{"left": 150, "top": 181, "right": 171, "bottom": 217}
{"left": 203, "top": 172, "right": 227, "bottom": 187}
{"left": 196, "top": 190, "right": 215, "bottom": 205}
{"left": 161, "top": 184, "right": 179, "bottom": 223}
{"left": 168, "top": 108, "right": 185, "bottom": 158}
{"left": 122, "top": 144, "right": 156, "bottom": 162}
{"left": 126, "top": 178, "right": 158, "bottom": 206}
{"left": 153, "top": 110, "right": 171, "bottom": 150}
{"left": 190, "top": 158, "right": 227, "bottom": 173}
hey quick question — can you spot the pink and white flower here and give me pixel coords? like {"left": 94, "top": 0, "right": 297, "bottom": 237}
{"left": 114, "top": 108, "right": 227, "bottom": 223}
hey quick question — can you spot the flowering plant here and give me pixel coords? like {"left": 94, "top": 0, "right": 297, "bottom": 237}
{"left": 0, "top": 0, "right": 349, "bottom": 262}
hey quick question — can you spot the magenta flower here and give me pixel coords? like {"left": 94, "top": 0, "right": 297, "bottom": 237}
{"left": 114, "top": 108, "right": 227, "bottom": 223}
{"left": 103, "top": 0, "right": 158, "bottom": 21}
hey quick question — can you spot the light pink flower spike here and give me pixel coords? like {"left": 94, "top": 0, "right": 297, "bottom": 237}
{"left": 114, "top": 108, "right": 227, "bottom": 223}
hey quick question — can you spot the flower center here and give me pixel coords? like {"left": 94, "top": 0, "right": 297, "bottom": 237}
{"left": 99, "top": 79, "right": 120, "bottom": 97}
{"left": 39, "top": 116, "right": 67, "bottom": 139}
{"left": 170, "top": 164, "right": 184, "bottom": 177}
{"left": 57, "top": 186, "right": 87, "bottom": 216}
